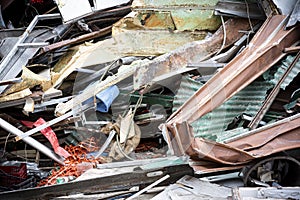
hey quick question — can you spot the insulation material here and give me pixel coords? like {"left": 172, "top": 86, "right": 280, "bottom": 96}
{"left": 0, "top": 88, "right": 32, "bottom": 102}
{"left": 3, "top": 66, "right": 51, "bottom": 96}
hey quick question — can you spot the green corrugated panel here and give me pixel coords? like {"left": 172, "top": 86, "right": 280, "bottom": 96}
{"left": 173, "top": 75, "right": 274, "bottom": 141}
{"left": 271, "top": 55, "right": 300, "bottom": 90}
{"left": 216, "top": 127, "right": 249, "bottom": 143}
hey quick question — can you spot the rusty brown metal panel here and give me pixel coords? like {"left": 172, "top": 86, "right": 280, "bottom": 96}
{"left": 163, "top": 15, "right": 300, "bottom": 163}
{"left": 248, "top": 51, "right": 300, "bottom": 129}
{"left": 134, "top": 17, "right": 252, "bottom": 90}
{"left": 166, "top": 15, "right": 300, "bottom": 127}
{"left": 227, "top": 113, "right": 300, "bottom": 150}
{"left": 173, "top": 114, "right": 300, "bottom": 165}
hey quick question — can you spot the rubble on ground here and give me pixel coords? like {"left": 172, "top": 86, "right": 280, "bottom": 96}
{"left": 0, "top": 0, "right": 299, "bottom": 199}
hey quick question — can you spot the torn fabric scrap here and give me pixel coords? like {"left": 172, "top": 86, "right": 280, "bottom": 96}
{"left": 33, "top": 118, "right": 71, "bottom": 158}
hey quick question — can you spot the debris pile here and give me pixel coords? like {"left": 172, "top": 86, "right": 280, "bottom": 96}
{"left": 0, "top": 0, "right": 299, "bottom": 199}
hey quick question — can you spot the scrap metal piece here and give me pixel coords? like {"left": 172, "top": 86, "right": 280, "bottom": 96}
{"left": 41, "top": 25, "right": 112, "bottom": 53}
{"left": 242, "top": 156, "right": 300, "bottom": 187}
{"left": 0, "top": 78, "right": 22, "bottom": 86}
{"left": 112, "top": 14, "right": 208, "bottom": 55}
{"left": 184, "top": 113, "right": 300, "bottom": 165}
{"left": 54, "top": 60, "right": 140, "bottom": 116}
{"left": 127, "top": 174, "right": 170, "bottom": 200}
{"left": 272, "top": 0, "right": 297, "bottom": 15}
{"left": 14, "top": 111, "right": 74, "bottom": 142}
{"left": 54, "top": 0, "right": 93, "bottom": 22}
{"left": 215, "top": 0, "right": 266, "bottom": 20}
{"left": 0, "top": 164, "right": 193, "bottom": 200}
{"left": 234, "top": 187, "right": 300, "bottom": 200}
{"left": 0, "top": 118, "right": 65, "bottom": 165}
{"left": 95, "top": 130, "right": 116, "bottom": 158}
{"left": 0, "top": 14, "right": 61, "bottom": 94}
{"left": 249, "top": 50, "right": 300, "bottom": 129}
{"left": 152, "top": 175, "right": 232, "bottom": 200}
{"left": 286, "top": 0, "right": 300, "bottom": 28}
{"left": 172, "top": 75, "right": 273, "bottom": 141}
{"left": 133, "top": 18, "right": 252, "bottom": 90}
{"left": 166, "top": 15, "right": 299, "bottom": 128}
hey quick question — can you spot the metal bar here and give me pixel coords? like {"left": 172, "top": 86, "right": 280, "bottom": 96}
{"left": 17, "top": 42, "right": 49, "bottom": 48}
{"left": 14, "top": 111, "right": 74, "bottom": 141}
{"left": 126, "top": 174, "right": 170, "bottom": 200}
{"left": 41, "top": 25, "right": 112, "bottom": 53}
{"left": 0, "top": 118, "right": 65, "bottom": 165}
{"left": 224, "top": 112, "right": 300, "bottom": 144}
{"left": 0, "top": 14, "right": 60, "bottom": 72}
{"left": 95, "top": 130, "right": 116, "bottom": 158}
{"left": 248, "top": 50, "right": 300, "bottom": 129}
{"left": 284, "top": 46, "right": 300, "bottom": 53}
{"left": 0, "top": 77, "right": 22, "bottom": 86}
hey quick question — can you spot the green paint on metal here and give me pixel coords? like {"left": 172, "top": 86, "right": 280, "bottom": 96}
{"left": 133, "top": 0, "right": 219, "bottom": 8}
{"left": 171, "top": 10, "right": 221, "bottom": 31}
{"left": 272, "top": 55, "right": 300, "bottom": 90}
{"left": 173, "top": 74, "right": 274, "bottom": 141}
{"left": 135, "top": 11, "right": 175, "bottom": 30}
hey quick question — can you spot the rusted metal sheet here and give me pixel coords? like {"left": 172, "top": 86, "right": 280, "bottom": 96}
{"left": 163, "top": 15, "right": 300, "bottom": 161}
{"left": 173, "top": 113, "right": 300, "bottom": 165}
{"left": 248, "top": 51, "right": 300, "bottom": 129}
{"left": 166, "top": 15, "right": 299, "bottom": 126}
{"left": 134, "top": 17, "right": 252, "bottom": 90}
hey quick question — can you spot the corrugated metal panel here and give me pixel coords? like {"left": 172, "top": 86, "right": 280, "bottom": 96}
{"left": 271, "top": 55, "right": 300, "bottom": 90}
{"left": 216, "top": 127, "right": 248, "bottom": 143}
{"left": 173, "top": 75, "right": 273, "bottom": 141}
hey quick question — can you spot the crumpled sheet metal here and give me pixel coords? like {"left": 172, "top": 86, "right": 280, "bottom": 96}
{"left": 133, "top": 18, "right": 252, "bottom": 90}
{"left": 176, "top": 113, "right": 300, "bottom": 165}
{"left": 167, "top": 15, "right": 300, "bottom": 126}
{"left": 164, "top": 15, "right": 300, "bottom": 163}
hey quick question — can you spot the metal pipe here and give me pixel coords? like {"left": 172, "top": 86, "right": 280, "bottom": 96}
{"left": 126, "top": 174, "right": 170, "bottom": 200}
{"left": 0, "top": 118, "right": 65, "bottom": 165}
{"left": 14, "top": 111, "right": 74, "bottom": 141}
